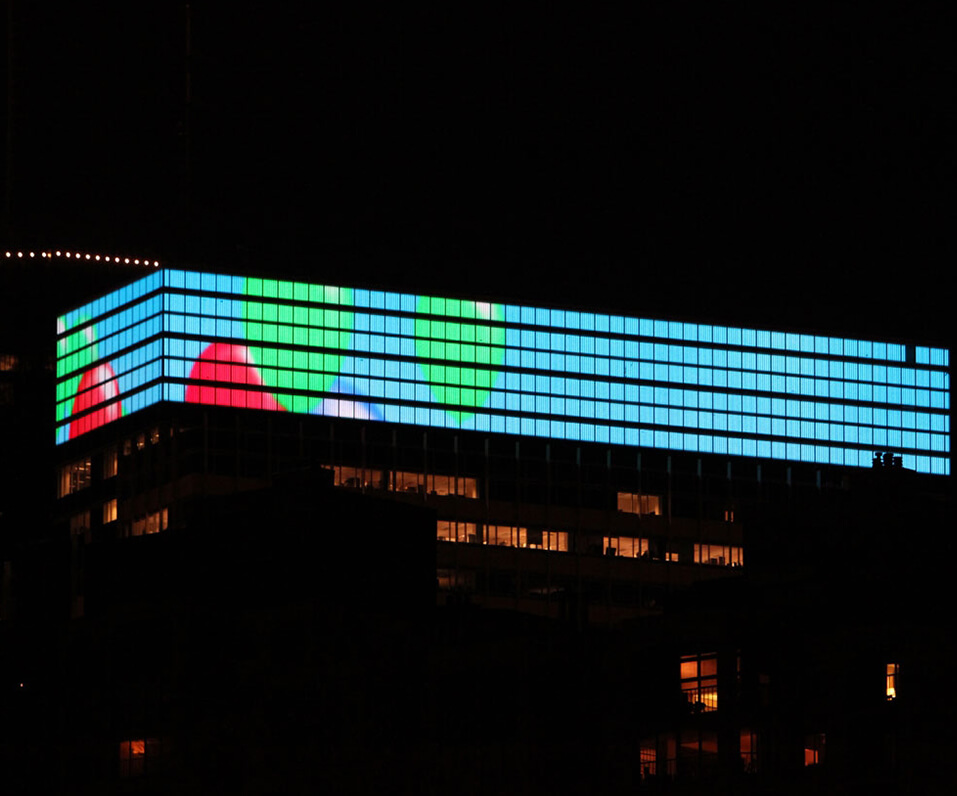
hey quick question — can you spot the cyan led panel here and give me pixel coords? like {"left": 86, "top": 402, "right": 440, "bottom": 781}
{"left": 55, "top": 269, "right": 951, "bottom": 474}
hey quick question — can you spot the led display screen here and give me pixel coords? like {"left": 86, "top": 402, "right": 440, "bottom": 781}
{"left": 55, "top": 269, "right": 951, "bottom": 474}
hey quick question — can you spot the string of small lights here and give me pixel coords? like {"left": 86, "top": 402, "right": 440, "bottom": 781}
{"left": 3, "top": 250, "right": 160, "bottom": 266}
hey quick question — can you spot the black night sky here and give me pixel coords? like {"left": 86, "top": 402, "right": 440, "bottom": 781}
{"left": 6, "top": 4, "right": 954, "bottom": 345}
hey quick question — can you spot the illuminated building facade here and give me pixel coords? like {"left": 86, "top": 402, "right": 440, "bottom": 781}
{"left": 22, "top": 265, "right": 957, "bottom": 791}
{"left": 56, "top": 268, "right": 950, "bottom": 473}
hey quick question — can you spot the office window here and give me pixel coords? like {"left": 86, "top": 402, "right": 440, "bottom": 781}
{"left": 436, "top": 568, "right": 475, "bottom": 590}
{"left": 639, "top": 738, "right": 657, "bottom": 779}
{"left": 102, "top": 446, "right": 118, "bottom": 478}
{"left": 694, "top": 544, "right": 744, "bottom": 567}
{"left": 334, "top": 465, "right": 388, "bottom": 491}
{"left": 69, "top": 511, "right": 90, "bottom": 537}
{"left": 118, "top": 738, "right": 161, "bottom": 778}
{"left": 681, "top": 652, "right": 718, "bottom": 712}
{"left": 603, "top": 535, "right": 649, "bottom": 558}
{"left": 131, "top": 509, "right": 168, "bottom": 537}
{"left": 485, "top": 525, "right": 568, "bottom": 552}
{"left": 58, "top": 458, "right": 92, "bottom": 497}
{"left": 804, "top": 733, "right": 825, "bottom": 766}
{"left": 436, "top": 520, "right": 479, "bottom": 543}
{"left": 393, "top": 470, "right": 425, "bottom": 494}
{"left": 740, "top": 729, "right": 758, "bottom": 773}
{"left": 616, "top": 491, "right": 661, "bottom": 515}
{"left": 0, "top": 353, "right": 18, "bottom": 371}
{"left": 427, "top": 474, "right": 479, "bottom": 498}
{"left": 680, "top": 730, "right": 718, "bottom": 779}
{"left": 886, "top": 663, "right": 899, "bottom": 700}
{"left": 102, "top": 499, "right": 117, "bottom": 524}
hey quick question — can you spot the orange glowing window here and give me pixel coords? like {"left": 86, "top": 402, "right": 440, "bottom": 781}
{"left": 681, "top": 653, "right": 718, "bottom": 712}
{"left": 694, "top": 543, "right": 744, "bottom": 567}
{"left": 639, "top": 739, "right": 656, "bottom": 779}
{"left": 102, "top": 445, "right": 118, "bottom": 478}
{"left": 617, "top": 491, "right": 661, "bottom": 515}
{"left": 485, "top": 524, "right": 569, "bottom": 552}
{"left": 886, "top": 663, "right": 899, "bottom": 700}
{"left": 804, "top": 733, "right": 825, "bottom": 766}
{"left": 58, "top": 457, "right": 92, "bottom": 497}
{"left": 740, "top": 729, "right": 758, "bottom": 773}
{"left": 118, "top": 738, "right": 155, "bottom": 778}
{"left": 436, "top": 520, "right": 479, "bottom": 543}
{"left": 603, "top": 535, "right": 649, "bottom": 558}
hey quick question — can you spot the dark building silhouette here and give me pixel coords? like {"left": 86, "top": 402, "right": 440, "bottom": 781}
{"left": 1, "top": 256, "right": 953, "bottom": 793}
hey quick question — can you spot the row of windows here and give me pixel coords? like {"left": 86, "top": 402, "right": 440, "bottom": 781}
{"left": 55, "top": 369, "right": 951, "bottom": 475}
{"left": 157, "top": 349, "right": 950, "bottom": 427}
{"left": 140, "top": 382, "right": 952, "bottom": 473}
{"left": 57, "top": 313, "right": 163, "bottom": 380}
{"left": 55, "top": 385, "right": 162, "bottom": 445}
{"left": 57, "top": 271, "right": 164, "bottom": 332}
{"left": 61, "top": 270, "right": 948, "bottom": 372}
{"left": 436, "top": 521, "right": 570, "bottom": 551}
{"left": 74, "top": 286, "right": 934, "bottom": 406}
{"left": 600, "top": 536, "right": 743, "bottom": 565}
{"left": 155, "top": 356, "right": 951, "bottom": 438}
{"left": 58, "top": 295, "right": 949, "bottom": 417}
{"left": 83, "top": 310, "right": 950, "bottom": 411}
{"left": 128, "top": 299, "right": 949, "bottom": 389}
{"left": 56, "top": 341, "right": 162, "bottom": 404}
{"left": 56, "top": 357, "right": 162, "bottom": 421}
{"left": 333, "top": 466, "right": 478, "bottom": 498}
{"left": 56, "top": 294, "right": 163, "bottom": 369}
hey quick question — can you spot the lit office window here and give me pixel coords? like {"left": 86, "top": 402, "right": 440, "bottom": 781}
{"left": 102, "top": 499, "right": 117, "bottom": 524}
{"left": 681, "top": 652, "right": 718, "bottom": 712}
{"left": 334, "top": 465, "right": 388, "bottom": 491}
{"left": 485, "top": 525, "right": 569, "bottom": 551}
{"left": 603, "top": 535, "right": 649, "bottom": 558}
{"left": 804, "top": 733, "right": 825, "bottom": 766}
{"left": 131, "top": 509, "right": 168, "bottom": 537}
{"left": 436, "top": 520, "right": 479, "bottom": 543}
{"left": 694, "top": 544, "right": 744, "bottom": 567}
{"left": 58, "top": 458, "right": 92, "bottom": 497}
{"left": 617, "top": 491, "right": 661, "bottom": 515}
{"left": 102, "top": 446, "right": 118, "bottom": 478}
{"left": 393, "top": 469, "right": 425, "bottom": 494}
{"left": 118, "top": 738, "right": 161, "bottom": 778}
{"left": 0, "top": 354, "right": 18, "bottom": 371}
{"left": 639, "top": 739, "right": 657, "bottom": 779}
{"left": 886, "top": 663, "right": 899, "bottom": 700}
{"left": 426, "top": 474, "right": 478, "bottom": 498}
{"left": 740, "top": 729, "right": 758, "bottom": 773}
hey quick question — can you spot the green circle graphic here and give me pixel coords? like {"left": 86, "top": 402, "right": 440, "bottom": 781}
{"left": 242, "top": 281, "right": 354, "bottom": 413}
{"left": 414, "top": 295, "right": 505, "bottom": 425}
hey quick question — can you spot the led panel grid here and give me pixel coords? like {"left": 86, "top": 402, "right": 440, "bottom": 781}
{"left": 54, "top": 269, "right": 951, "bottom": 474}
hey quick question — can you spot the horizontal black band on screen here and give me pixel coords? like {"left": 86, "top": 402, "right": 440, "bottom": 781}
{"left": 56, "top": 354, "right": 164, "bottom": 420}
{"left": 56, "top": 313, "right": 167, "bottom": 381}
{"left": 55, "top": 376, "right": 168, "bottom": 433}
{"left": 160, "top": 288, "right": 951, "bottom": 371}
{"left": 152, "top": 343, "right": 950, "bottom": 420}
{"left": 116, "top": 376, "right": 935, "bottom": 460}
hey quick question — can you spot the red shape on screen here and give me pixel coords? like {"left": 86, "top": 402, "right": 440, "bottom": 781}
{"left": 185, "top": 343, "right": 284, "bottom": 411}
